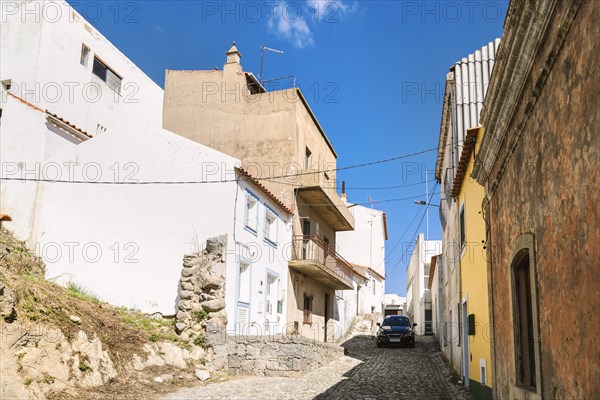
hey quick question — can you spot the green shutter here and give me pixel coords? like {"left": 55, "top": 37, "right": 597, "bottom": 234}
{"left": 468, "top": 314, "right": 476, "bottom": 335}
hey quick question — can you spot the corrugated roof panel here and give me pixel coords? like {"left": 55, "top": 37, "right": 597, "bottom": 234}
{"left": 452, "top": 39, "right": 500, "bottom": 147}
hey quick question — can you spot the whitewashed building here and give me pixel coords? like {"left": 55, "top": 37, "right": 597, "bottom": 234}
{"left": 336, "top": 202, "right": 387, "bottom": 335}
{"left": 0, "top": 0, "right": 163, "bottom": 242}
{"left": 383, "top": 294, "right": 406, "bottom": 316}
{"left": 0, "top": 1, "right": 293, "bottom": 335}
{"left": 2, "top": 109, "right": 293, "bottom": 332}
{"left": 405, "top": 233, "right": 441, "bottom": 335}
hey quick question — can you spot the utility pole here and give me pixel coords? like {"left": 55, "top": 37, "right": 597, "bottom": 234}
{"left": 425, "top": 170, "right": 429, "bottom": 240}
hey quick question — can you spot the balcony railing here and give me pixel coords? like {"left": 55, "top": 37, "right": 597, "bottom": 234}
{"left": 290, "top": 235, "right": 354, "bottom": 289}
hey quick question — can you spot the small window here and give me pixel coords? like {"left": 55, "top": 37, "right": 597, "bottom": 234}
{"left": 92, "top": 57, "right": 122, "bottom": 94}
{"left": 264, "top": 207, "right": 277, "bottom": 244}
{"left": 303, "top": 294, "right": 313, "bottom": 324}
{"left": 305, "top": 147, "right": 312, "bottom": 170}
{"left": 244, "top": 192, "right": 258, "bottom": 232}
{"left": 238, "top": 262, "right": 251, "bottom": 304}
{"left": 513, "top": 251, "right": 537, "bottom": 388}
{"left": 80, "top": 44, "right": 91, "bottom": 67}
{"left": 459, "top": 204, "right": 466, "bottom": 249}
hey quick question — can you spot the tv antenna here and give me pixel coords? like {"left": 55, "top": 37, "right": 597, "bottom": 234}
{"left": 259, "top": 45, "right": 284, "bottom": 83}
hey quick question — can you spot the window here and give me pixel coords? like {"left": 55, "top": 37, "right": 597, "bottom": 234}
{"left": 459, "top": 204, "right": 466, "bottom": 249}
{"left": 238, "top": 262, "right": 250, "bottom": 304}
{"left": 244, "top": 192, "right": 258, "bottom": 233}
{"left": 264, "top": 207, "right": 277, "bottom": 244}
{"left": 92, "top": 57, "right": 122, "bottom": 94}
{"left": 305, "top": 147, "right": 312, "bottom": 170}
{"left": 80, "top": 44, "right": 91, "bottom": 67}
{"left": 480, "top": 358, "right": 487, "bottom": 386}
{"left": 513, "top": 250, "right": 536, "bottom": 389}
{"left": 509, "top": 234, "right": 540, "bottom": 396}
{"left": 303, "top": 294, "right": 313, "bottom": 324}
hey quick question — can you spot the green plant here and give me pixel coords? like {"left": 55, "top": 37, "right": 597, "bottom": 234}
{"left": 67, "top": 282, "right": 100, "bottom": 303}
{"left": 192, "top": 333, "right": 207, "bottom": 348}
{"left": 78, "top": 361, "right": 93, "bottom": 372}
{"left": 149, "top": 332, "right": 159, "bottom": 342}
{"left": 24, "top": 378, "right": 32, "bottom": 386}
{"left": 193, "top": 309, "right": 209, "bottom": 323}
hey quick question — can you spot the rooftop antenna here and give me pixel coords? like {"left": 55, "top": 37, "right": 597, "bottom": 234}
{"left": 259, "top": 45, "right": 284, "bottom": 83}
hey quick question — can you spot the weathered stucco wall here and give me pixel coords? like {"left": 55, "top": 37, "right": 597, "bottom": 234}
{"left": 484, "top": 1, "right": 599, "bottom": 398}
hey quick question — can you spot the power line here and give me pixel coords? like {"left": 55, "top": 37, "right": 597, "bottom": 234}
{"left": 0, "top": 147, "right": 438, "bottom": 185}
{"left": 390, "top": 181, "right": 440, "bottom": 271}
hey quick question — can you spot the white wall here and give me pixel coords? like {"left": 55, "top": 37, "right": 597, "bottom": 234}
{"left": 23, "top": 120, "right": 237, "bottom": 314}
{"left": 405, "top": 233, "right": 441, "bottom": 335}
{"left": 227, "top": 179, "right": 292, "bottom": 336}
{"left": 336, "top": 203, "right": 386, "bottom": 317}
{"left": 0, "top": 0, "right": 163, "bottom": 136}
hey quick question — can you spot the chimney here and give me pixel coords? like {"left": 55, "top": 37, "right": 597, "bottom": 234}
{"left": 224, "top": 41, "right": 242, "bottom": 72}
{"left": 341, "top": 181, "right": 347, "bottom": 204}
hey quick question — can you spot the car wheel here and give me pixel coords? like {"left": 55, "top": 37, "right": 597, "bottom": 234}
{"left": 410, "top": 342, "right": 415, "bottom": 348}
{"left": 376, "top": 342, "right": 382, "bottom": 348}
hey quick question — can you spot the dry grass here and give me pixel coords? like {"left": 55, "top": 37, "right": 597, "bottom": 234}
{"left": 0, "top": 228, "right": 201, "bottom": 399}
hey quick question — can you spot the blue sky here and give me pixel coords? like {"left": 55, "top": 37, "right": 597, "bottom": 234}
{"left": 70, "top": 0, "right": 507, "bottom": 295}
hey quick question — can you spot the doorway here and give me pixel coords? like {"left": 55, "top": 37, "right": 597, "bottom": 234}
{"left": 302, "top": 220, "right": 310, "bottom": 259}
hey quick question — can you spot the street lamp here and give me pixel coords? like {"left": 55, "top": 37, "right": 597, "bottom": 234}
{"left": 414, "top": 200, "right": 440, "bottom": 208}
{"left": 414, "top": 199, "right": 440, "bottom": 239}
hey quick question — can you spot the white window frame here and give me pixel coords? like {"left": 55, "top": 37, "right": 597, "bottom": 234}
{"left": 244, "top": 190, "right": 259, "bottom": 234}
{"left": 80, "top": 44, "right": 91, "bottom": 67}
{"left": 263, "top": 205, "right": 278, "bottom": 246}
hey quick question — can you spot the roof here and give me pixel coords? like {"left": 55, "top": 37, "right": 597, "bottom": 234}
{"left": 236, "top": 167, "right": 293, "bottom": 215}
{"left": 46, "top": 112, "right": 93, "bottom": 139}
{"left": 428, "top": 255, "right": 439, "bottom": 289}
{"left": 5, "top": 91, "right": 93, "bottom": 139}
{"left": 351, "top": 263, "right": 386, "bottom": 281}
{"left": 350, "top": 264, "right": 370, "bottom": 280}
{"left": 450, "top": 127, "right": 480, "bottom": 198}
{"left": 382, "top": 212, "right": 389, "bottom": 240}
{"left": 435, "top": 39, "right": 500, "bottom": 182}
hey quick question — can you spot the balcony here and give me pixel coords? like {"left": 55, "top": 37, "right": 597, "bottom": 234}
{"left": 296, "top": 170, "right": 355, "bottom": 231}
{"left": 289, "top": 235, "right": 354, "bottom": 290}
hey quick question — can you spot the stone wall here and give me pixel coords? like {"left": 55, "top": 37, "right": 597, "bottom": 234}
{"left": 175, "top": 235, "right": 228, "bottom": 334}
{"left": 211, "top": 335, "right": 344, "bottom": 377}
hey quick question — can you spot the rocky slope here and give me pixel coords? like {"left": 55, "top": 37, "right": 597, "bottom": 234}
{"left": 0, "top": 228, "right": 211, "bottom": 400}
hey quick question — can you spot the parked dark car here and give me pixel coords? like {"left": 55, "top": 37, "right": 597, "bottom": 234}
{"left": 376, "top": 316, "right": 417, "bottom": 348}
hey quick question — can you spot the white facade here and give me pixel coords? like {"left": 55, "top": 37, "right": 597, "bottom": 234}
{"left": 405, "top": 233, "right": 441, "bottom": 335}
{"left": 0, "top": 1, "right": 163, "bottom": 134}
{"left": 383, "top": 294, "right": 406, "bottom": 316}
{"left": 1, "top": 0, "right": 163, "bottom": 242}
{"left": 336, "top": 203, "right": 387, "bottom": 318}
{"left": 331, "top": 202, "right": 387, "bottom": 337}
{"left": 1, "top": 109, "right": 292, "bottom": 332}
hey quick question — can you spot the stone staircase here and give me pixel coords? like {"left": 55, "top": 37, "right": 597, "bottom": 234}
{"left": 349, "top": 318, "right": 374, "bottom": 337}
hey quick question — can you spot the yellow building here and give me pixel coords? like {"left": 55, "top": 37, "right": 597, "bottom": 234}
{"left": 450, "top": 126, "right": 492, "bottom": 399}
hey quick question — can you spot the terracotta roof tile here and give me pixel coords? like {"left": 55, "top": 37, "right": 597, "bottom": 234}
{"left": 236, "top": 167, "right": 293, "bottom": 215}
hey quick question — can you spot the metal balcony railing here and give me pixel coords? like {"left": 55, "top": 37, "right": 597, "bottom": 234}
{"left": 291, "top": 235, "right": 353, "bottom": 288}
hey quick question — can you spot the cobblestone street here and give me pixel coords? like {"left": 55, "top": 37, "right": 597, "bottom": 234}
{"left": 163, "top": 336, "right": 472, "bottom": 400}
